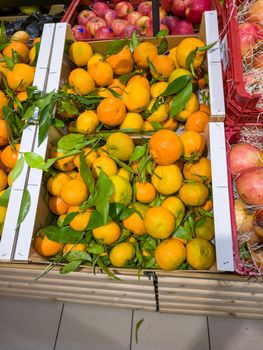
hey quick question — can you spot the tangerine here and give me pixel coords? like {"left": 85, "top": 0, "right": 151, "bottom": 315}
{"left": 97, "top": 97, "right": 126, "bottom": 127}
{"left": 144, "top": 206, "right": 175, "bottom": 239}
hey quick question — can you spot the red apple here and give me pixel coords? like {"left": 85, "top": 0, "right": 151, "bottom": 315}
{"left": 71, "top": 25, "right": 91, "bottom": 40}
{"left": 161, "top": 16, "right": 180, "bottom": 32}
{"left": 185, "top": 0, "right": 212, "bottom": 24}
{"left": 91, "top": 1, "right": 111, "bottom": 18}
{"left": 135, "top": 15, "right": 151, "bottom": 35}
{"left": 145, "top": 26, "right": 153, "bottom": 37}
{"left": 77, "top": 10, "right": 97, "bottom": 26}
{"left": 170, "top": 19, "right": 194, "bottom": 35}
{"left": 160, "top": 0, "right": 172, "bottom": 12}
{"left": 115, "top": 1, "right": 134, "bottom": 18}
{"left": 120, "top": 24, "right": 140, "bottom": 38}
{"left": 137, "top": 1, "right": 152, "bottom": 16}
{"left": 95, "top": 25, "right": 115, "bottom": 39}
{"left": 111, "top": 19, "right": 129, "bottom": 36}
{"left": 87, "top": 17, "right": 107, "bottom": 37}
{"left": 171, "top": 0, "right": 186, "bottom": 18}
{"left": 105, "top": 9, "right": 119, "bottom": 25}
{"left": 127, "top": 11, "right": 142, "bottom": 25}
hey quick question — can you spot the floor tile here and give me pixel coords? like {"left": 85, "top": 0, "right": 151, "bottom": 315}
{"left": 0, "top": 296, "right": 63, "bottom": 350}
{"left": 131, "top": 311, "right": 209, "bottom": 350}
{"left": 55, "top": 303, "right": 132, "bottom": 350}
{"left": 209, "top": 316, "right": 263, "bottom": 350}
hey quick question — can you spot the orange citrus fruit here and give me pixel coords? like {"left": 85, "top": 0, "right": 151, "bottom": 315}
{"left": 63, "top": 243, "right": 86, "bottom": 254}
{"left": 122, "top": 82, "right": 150, "bottom": 112}
{"left": 149, "top": 130, "right": 183, "bottom": 165}
{"left": 144, "top": 206, "right": 176, "bottom": 239}
{"left": 0, "top": 91, "right": 8, "bottom": 118}
{"left": 3, "top": 41, "right": 29, "bottom": 63}
{"left": 176, "top": 38, "right": 206, "bottom": 69}
{"left": 6, "top": 63, "right": 34, "bottom": 91}
{"left": 93, "top": 221, "right": 121, "bottom": 245}
{"left": 183, "top": 157, "right": 211, "bottom": 183}
{"left": 68, "top": 41, "right": 93, "bottom": 67}
{"left": 47, "top": 172, "right": 71, "bottom": 197}
{"left": 60, "top": 179, "right": 89, "bottom": 206}
{"left": 109, "top": 174, "right": 132, "bottom": 206}
{"left": 0, "top": 168, "right": 7, "bottom": 192}
{"left": 106, "top": 45, "right": 134, "bottom": 75}
{"left": 0, "top": 120, "right": 10, "bottom": 146}
{"left": 179, "top": 130, "right": 206, "bottom": 158}
{"left": 185, "top": 111, "right": 210, "bottom": 133}
{"left": 161, "top": 196, "right": 185, "bottom": 221}
{"left": 195, "top": 216, "right": 215, "bottom": 241}
{"left": 108, "top": 78, "right": 126, "bottom": 95}
{"left": 186, "top": 238, "right": 216, "bottom": 269}
{"left": 150, "top": 82, "right": 168, "bottom": 98}
{"left": 88, "top": 61, "right": 113, "bottom": 87}
{"left": 134, "top": 42, "right": 158, "bottom": 69}
{"left": 68, "top": 208, "right": 92, "bottom": 231}
{"left": 1, "top": 143, "right": 20, "bottom": 170}
{"left": 179, "top": 182, "right": 209, "bottom": 206}
{"left": 151, "top": 164, "right": 183, "bottom": 195}
{"left": 135, "top": 181, "right": 156, "bottom": 204}
{"left": 34, "top": 233, "right": 64, "bottom": 257}
{"left": 109, "top": 242, "right": 135, "bottom": 267}
{"left": 127, "top": 75, "right": 150, "bottom": 90}
{"left": 76, "top": 110, "right": 99, "bottom": 134}
{"left": 48, "top": 196, "right": 69, "bottom": 215}
{"left": 155, "top": 238, "right": 186, "bottom": 270}
{"left": 97, "top": 97, "right": 126, "bottom": 127}
{"left": 50, "top": 148, "right": 75, "bottom": 172}
{"left": 150, "top": 54, "right": 175, "bottom": 80}
{"left": 68, "top": 68, "right": 95, "bottom": 95}
{"left": 120, "top": 112, "right": 144, "bottom": 132}
{"left": 106, "top": 132, "right": 134, "bottom": 161}
{"left": 92, "top": 156, "right": 118, "bottom": 178}
{"left": 199, "top": 104, "right": 211, "bottom": 115}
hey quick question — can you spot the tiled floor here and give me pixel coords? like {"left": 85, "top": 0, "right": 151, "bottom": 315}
{"left": 0, "top": 296, "right": 263, "bottom": 350}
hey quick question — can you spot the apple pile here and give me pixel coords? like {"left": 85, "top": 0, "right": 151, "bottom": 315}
{"left": 72, "top": 0, "right": 163, "bottom": 40}
{"left": 160, "top": 0, "right": 211, "bottom": 35}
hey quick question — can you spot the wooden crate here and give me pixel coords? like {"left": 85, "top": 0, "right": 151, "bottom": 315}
{"left": 0, "top": 263, "right": 156, "bottom": 311}
{"left": 157, "top": 272, "right": 263, "bottom": 319}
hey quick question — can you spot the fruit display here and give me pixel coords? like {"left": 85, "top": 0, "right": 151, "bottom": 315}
{"left": 236, "top": 0, "right": 263, "bottom": 110}
{"left": 10, "top": 29, "right": 219, "bottom": 274}
{"left": 0, "top": 30, "right": 42, "bottom": 237}
{"left": 27, "top": 129, "right": 215, "bottom": 273}
{"left": 30, "top": 35, "right": 211, "bottom": 144}
{"left": 67, "top": 0, "right": 180, "bottom": 40}
{"left": 228, "top": 127, "right": 263, "bottom": 273}
{"left": 160, "top": 0, "right": 212, "bottom": 35}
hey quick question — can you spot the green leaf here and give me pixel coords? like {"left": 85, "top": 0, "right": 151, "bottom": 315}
{"left": 156, "top": 29, "right": 169, "bottom": 38}
{"left": 172, "top": 225, "right": 192, "bottom": 241}
{"left": 87, "top": 244, "right": 104, "bottom": 255}
{"left": 135, "top": 242, "right": 143, "bottom": 264}
{"left": 88, "top": 171, "right": 114, "bottom": 225}
{"left": 198, "top": 207, "right": 213, "bottom": 217}
{"left": 86, "top": 210, "right": 107, "bottom": 230}
{"left": 8, "top": 157, "right": 24, "bottom": 183}
{"left": 12, "top": 49, "right": 19, "bottom": 65}
{"left": 239, "top": 241, "right": 251, "bottom": 260}
{"left": 107, "top": 88, "right": 121, "bottom": 98}
{"left": 97, "top": 258, "right": 121, "bottom": 281}
{"left": 79, "top": 152, "right": 95, "bottom": 194}
{"left": 22, "top": 105, "right": 36, "bottom": 121}
{"left": 38, "top": 101, "right": 55, "bottom": 146}
{"left": 170, "top": 81, "right": 193, "bottom": 117}
{"left": 197, "top": 41, "right": 217, "bottom": 52}
{"left": 59, "top": 100, "right": 79, "bottom": 117}
{"left": 144, "top": 256, "right": 156, "bottom": 269}
{"left": 24, "top": 152, "right": 46, "bottom": 170}
{"left": 157, "top": 38, "right": 168, "bottom": 54}
{"left": 43, "top": 225, "right": 84, "bottom": 244}
{"left": 147, "top": 57, "right": 159, "bottom": 78}
{"left": 188, "top": 215, "right": 195, "bottom": 235}
{"left": 30, "top": 42, "right": 41, "bottom": 66}
{"left": 60, "top": 260, "right": 82, "bottom": 274}
{"left": 58, "top": 133, "right": 86, "bottom": 152}
{"left": 35, "top": 91, "right": 55, "bottom": 110}
{"left": 129, "top": 144, "right": 147, "bottom": 163}
{"left": 109, "top": 155, "right": 134, "bottom": 173}
{"left": 4, "top": 55, "right": 15, "bottom": 70}
{"left": 0, "top": 187, "right": 11, "bottom": 206}
{"left": 142, "top": 238, "right": 157, "bottom": 250}
{"left": 62, "top": 211, "right": 79, "bottom": 227}
{"left": 66, "top": 250, "right": 92, "bottom": 262}
{"left": 119, "top": 207, "right": 135, "bottom": 220}
{"left": 119, "top": 71, "right": 139, "bottom": 85}
{"left": 161, "top": 75, "right": 192, "bottom": 97}
{"left": 109, "top": 203, "right": 125, "bottom": 218}
{"left": 130, "top": 31, "right": 139, "bottom": 52}
{"left": 135, "top": 318, "right": 144, "bottom": 344}
{"left": 186, "top": 48, "right": 197, "bottom": 69}
{"left": 106, "top": 39, "right": 128, "bottom": 56}
{"left": 17, "top": 189, "right": 31, "bottom": 225}
{"left": 152, "top": 122, "right": 163, "bottom": 130}
{"left": 53, "top": 118, "right": 65, "bottom": 128}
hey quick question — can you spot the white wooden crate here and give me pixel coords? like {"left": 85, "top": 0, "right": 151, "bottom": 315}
{"left": 14, "top": 13, "right": 233, "bottom": 272}
{"left": 0, "top": 23, "right": 56, "bottom": 261}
